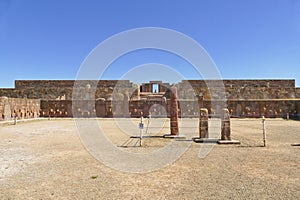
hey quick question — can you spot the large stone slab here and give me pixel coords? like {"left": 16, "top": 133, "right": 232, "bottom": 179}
{"left": 217, "top": 140, "right": 241, "bottom": 145}
{"left": 163, "top": 134, "right": 186, "bottom": 139}
{"left": 193, "top": 138, "right": 219, "bottom": 143}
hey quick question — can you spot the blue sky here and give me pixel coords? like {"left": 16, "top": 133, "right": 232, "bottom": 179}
{"left": 0, "top": 0, "right": 300, "bottom": 87}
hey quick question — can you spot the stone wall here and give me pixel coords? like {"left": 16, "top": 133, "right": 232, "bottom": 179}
{"left": 0, "top": 80, "right": 138, "bottom": 100}
{"left": 0, "top": 97, "right": 11, "bottom": 120}
{"left": 1, "top": 79, "right": 299, "bottom": 119}
{"left": 140, "top": 81, "right": 170, "bottom": 93}
{"left": 179, "top": 80, "right": 296, "bottom": 100}
{"left": 40, "top": 100, "right": 73, "bottom": 117}
{"left": 295, "top": 88, "right": 300, "bottom": 98}
{"left": 38, "top": 98, "right": 299, "bottom": 119}
{"left": 40, "top": 99, "right": 169, "bottom": 118}
{"left": 1, "top": 79, "right": 297, "bottom": 101}
{"left": 0, "top": 97, "right": 40, "bottom": 120}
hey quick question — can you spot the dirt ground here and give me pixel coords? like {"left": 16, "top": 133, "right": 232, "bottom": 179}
{"left": 0, "top": 118, "right": 299, "bottom": 199}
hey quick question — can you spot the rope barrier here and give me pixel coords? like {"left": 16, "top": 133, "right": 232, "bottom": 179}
{"left": 120, "top": 116, "right": 276, "bottom": 147}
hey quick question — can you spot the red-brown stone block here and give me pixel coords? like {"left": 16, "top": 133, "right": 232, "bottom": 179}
{"left": 170, "top": 86, "right": 179, "bottom": 135}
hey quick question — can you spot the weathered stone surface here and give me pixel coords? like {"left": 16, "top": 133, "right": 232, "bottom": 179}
{"left": 0, "top": 80, "right": 299, "bottom": 119}
{"left": 140, "top": 81, "right": 170, "bottom": 93}
{"left": 193, "top": 138, "right": 218, "bottom": 143}
{"left": 95, "top": 98, "right": 106, "bottom": 117}
{"left": 0, "top": 80, "right": 137, "bottom": 101}
{"left": 296, "top": 88, "right": 300, "bottom": 98}
{"left": 217, "top": 140, "right": 240, "bottom": 144}
{"left": 0, "top": 97, "right": 11, "bottom": 120}
{"left": 0, "top": 97, "right": 40, "bottom": 120}
{"left": 182, "top": 79, "right": 297, "bottom": 100}
{"left": 199, "top": 108, "right": 209, "bottom": 138}
{"left": 221, "top": 108, "right": 231, "bottom": 140}
{"left": 170, "top": 86, "right": 179, "bottom": 135}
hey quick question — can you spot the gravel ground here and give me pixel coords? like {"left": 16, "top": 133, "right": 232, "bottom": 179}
{"left": 0, "top": 118, "right": 299, "bottom": 199}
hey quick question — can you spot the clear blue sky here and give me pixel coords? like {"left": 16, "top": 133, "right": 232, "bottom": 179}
{"left": 0, "top": 0, "right": 300, "bottom": 88}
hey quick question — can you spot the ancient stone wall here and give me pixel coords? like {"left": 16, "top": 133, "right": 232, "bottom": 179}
{"left": 38, "top": 98, "right": 299, "bottom": 119}
{"left": 295, "top": 88, "right": 300, "bottom": 98}
{"left": 0, "top": 97, "right": 40, "bottom": 120}
{"left": 1, "top": 79, "right": 297, "bottom": 101}
{"left": 40, "top": 100, "right": 73, "bottom": 117}
{"left": 0, "top": 88, "right": 73, "bottom": 100}
{"left": 140, "top": 81, "right": 170, "bottom": 93}
{"left": 179, "top": 80, "right": 296, "bottom": 100}
{"left": 0, "top": 89, "right": 20, "bottom": 99}
{"left": 0, "top": 97, "right": 11, "bottom": 120}
{"left": 1, "top": 79, "right": 299, "bottom": 119}
{"left": 1, "top": 80, "right": 138, "bottom": 100}
{"left": 15, "top": 80, "right": 76, "bottom": 89}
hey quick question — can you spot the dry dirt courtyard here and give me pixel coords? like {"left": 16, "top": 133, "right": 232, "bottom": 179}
{"left": 0, "top": 118, "right": 299, "bottom": 199}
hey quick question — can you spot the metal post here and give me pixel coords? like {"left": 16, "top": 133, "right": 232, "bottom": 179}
{"left": 145, "top": 113, "right": 151, "bottom": 135}
{"left": 262, "top": 116, "right": 267, "bottom": 147}
{"left": 139, "top": 116, "right": 144, "bottom": 146}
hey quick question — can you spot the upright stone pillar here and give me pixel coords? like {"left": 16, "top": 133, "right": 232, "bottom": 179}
{"left": 0, "top": 97, "right": 11, "bottom": 121}
{"left": 123, "top": 92, "right": 130, "bottom": 118}
{"left": 199, "top": 108, "right": 209, "bottom": 138}
{"left": 221, "top": 108, "right": 231, "bottom": 140}
{"left": 198, "top": 95, "right": 204, "bottom": 110}
{"left": 136, "top": 84, "right": 140, "bottom": 100}
{"left": 170, "top": 86, "right": 179, "bottom": 135}
{"left": 112, "top": 92, "right": 124, "bottom": 118}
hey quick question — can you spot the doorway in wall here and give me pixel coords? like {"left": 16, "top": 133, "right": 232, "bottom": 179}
{"left": 152, "top": 84, "right": 159, "bottom": 93}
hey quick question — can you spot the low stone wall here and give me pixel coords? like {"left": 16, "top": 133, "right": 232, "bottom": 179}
{"left": 40, "top": 99, "right": 168, "bottom": 118}
{"left": 39, "top": 99, "right": 300, "bottom": 119}
{"left": 0, "top": 97, "right": 40, "bottom": 121}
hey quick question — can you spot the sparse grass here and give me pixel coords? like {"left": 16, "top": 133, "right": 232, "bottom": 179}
{"left": 90, "top": 175, "right": 98, "bottom": 179}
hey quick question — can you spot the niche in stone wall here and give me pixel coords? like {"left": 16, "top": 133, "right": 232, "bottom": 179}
{"left": 236, "top": 104, "right": 242, "bottom": 116}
